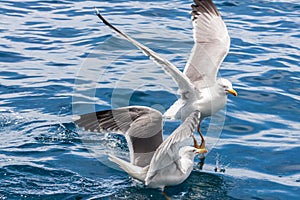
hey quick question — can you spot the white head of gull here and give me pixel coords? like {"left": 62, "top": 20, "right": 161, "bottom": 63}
{"left": 74, "top": 106, "right": 207, "bottom": 191}
{"left": 94, "top": 0, "right": 237, "bottom": 150}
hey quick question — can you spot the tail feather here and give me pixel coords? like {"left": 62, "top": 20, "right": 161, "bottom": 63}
{"left": 164, "top": 99, "right": 184, "bottom": 119}
{"left": 108, "top": 154, "right": 149, "bottom": 182}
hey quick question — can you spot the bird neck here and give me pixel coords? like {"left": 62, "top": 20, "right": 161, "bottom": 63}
{"left": 178, "top": 148, "right": 195, "bottom": 174}
{"left": 179, "top": 155, "right": 194, "bottom": 174}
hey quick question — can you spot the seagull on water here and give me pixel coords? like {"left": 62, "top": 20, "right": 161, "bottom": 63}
{"left": 74, "top": 106, "right": 207, "bottom": 190}
{"left": 94, "top": 0, "right": 237, "bottom": 152}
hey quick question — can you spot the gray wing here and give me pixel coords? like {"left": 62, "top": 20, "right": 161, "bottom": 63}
{"left": 184, "top": 0, "right": 230, "bottom": 88}
{"left": 145, "top": 111, "right": 200, "bottom": 182}
{"left": 74, "top": 106, "right": 163, "bottom": 167}
{"left": 94, "top": 8, "right": 196, "bottom": 100}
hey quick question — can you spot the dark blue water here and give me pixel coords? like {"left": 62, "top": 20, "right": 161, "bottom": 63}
{"left": 1, "top": 0, "right": 299, "bottom": 199}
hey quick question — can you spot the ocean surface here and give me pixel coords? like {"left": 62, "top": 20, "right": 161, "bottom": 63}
{"left": 1, "top": 0, "right": 299, "bottom": 199}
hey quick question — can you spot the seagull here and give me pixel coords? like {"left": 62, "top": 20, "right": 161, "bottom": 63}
{"left": 94, "top": 0, "right": 237, "bottom": 152}
{"left": 74, "top": 106, "right": 207, "bottom": 191}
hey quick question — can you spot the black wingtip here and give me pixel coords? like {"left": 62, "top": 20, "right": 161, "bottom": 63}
{"left": 94, "top": 7, "right": 125, "bottom": 36}
{"left": 94, "top": 7, "right": 110, "bottom": 26}
{"left": 94, "top": 7, "right": 100, "bottom": 15}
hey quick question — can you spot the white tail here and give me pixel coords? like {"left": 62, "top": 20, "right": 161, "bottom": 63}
{"left": 164, "top": 99, "right": 184, "bottom": 120}
{"left": 108, "top": 155, "right": 149, "bottom": 182}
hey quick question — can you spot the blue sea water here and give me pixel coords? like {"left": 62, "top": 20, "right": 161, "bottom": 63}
{"left": 0, "top": 0, "right": 300, "bottom": 199}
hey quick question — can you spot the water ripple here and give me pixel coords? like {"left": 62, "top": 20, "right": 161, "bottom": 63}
{"left": 0, "top": 0, "right": 299, "bottom": 199}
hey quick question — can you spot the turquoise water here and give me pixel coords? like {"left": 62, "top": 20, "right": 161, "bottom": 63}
{"left": 1, "top": 0, "right": 300, "bottom": 199}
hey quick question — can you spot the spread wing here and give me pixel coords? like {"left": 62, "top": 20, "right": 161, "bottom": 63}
{"left": 94, "top": 8, "right": 196, "bottom": 99}
{"left": 74, "top": 106, "right": 163, "bottom": 167}
{"left": 184, "top": 0, "right": 230, "bottom": 88}
{"left": 145, "top": 111, "right": 200, "bottom": 183}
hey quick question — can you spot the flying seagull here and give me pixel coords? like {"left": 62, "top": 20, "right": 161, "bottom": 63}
{"left": 74, "top": 106, "right": 207, "bottom": 190}
{"left": 94, "top": 0, "right": 237, "bottom": 152}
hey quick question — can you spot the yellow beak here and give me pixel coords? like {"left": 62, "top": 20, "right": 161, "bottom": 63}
{"left": 196, "top": 148, "right": 208, "bottom": 154}
{"left": 227, "top": 88, "right": 238, "bottom": 96}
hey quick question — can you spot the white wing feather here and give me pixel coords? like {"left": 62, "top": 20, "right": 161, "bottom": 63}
{"left": 184, "top": 0, "right": 230, "bottom": 88}
{"left": 145, "top": 111, "right": 200, "bottom": 184}
{"left": 95, "top": 8, "right": 196, "bottom": 98}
